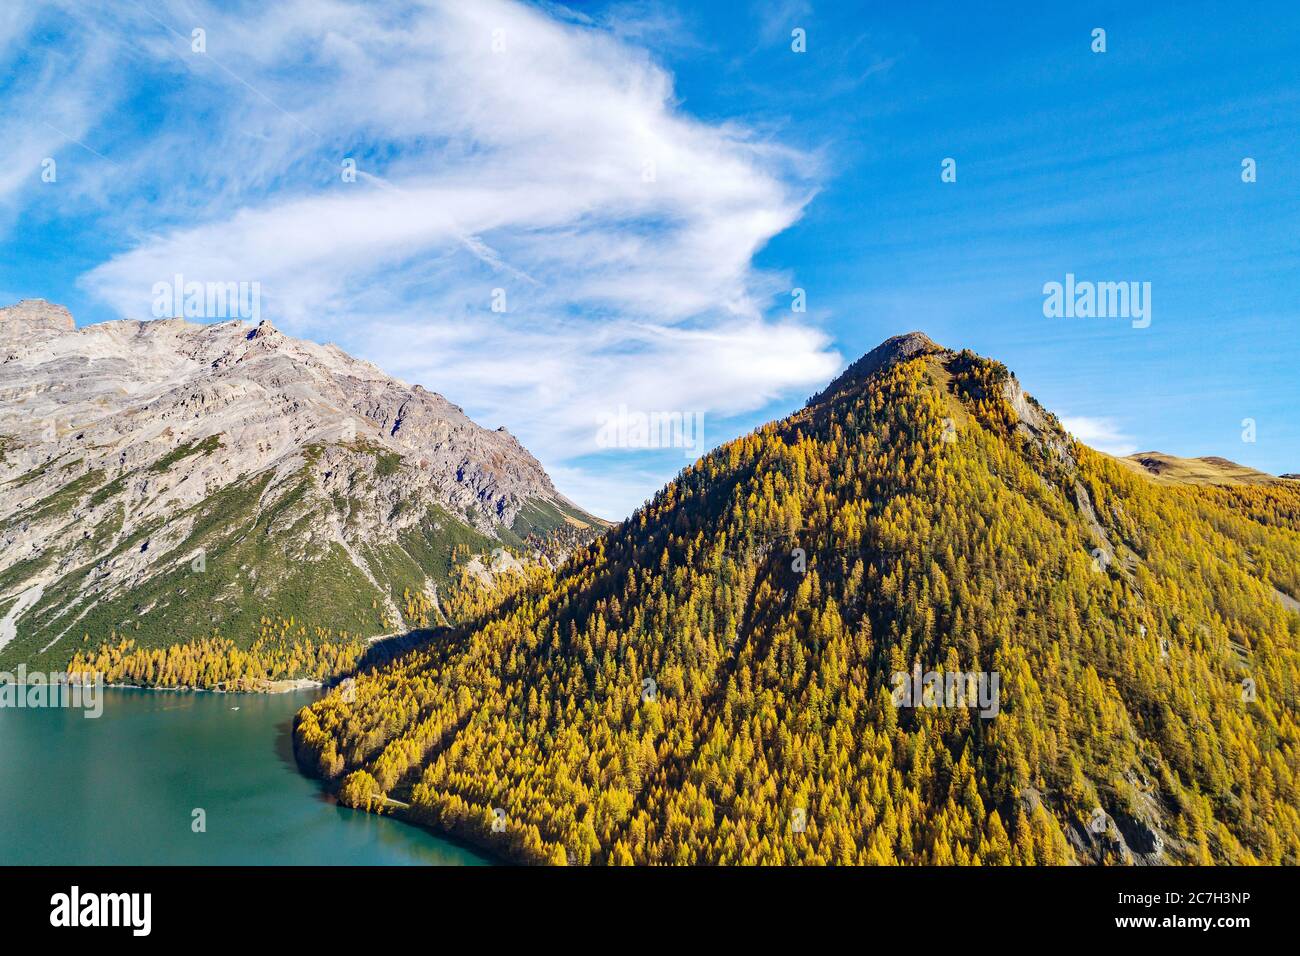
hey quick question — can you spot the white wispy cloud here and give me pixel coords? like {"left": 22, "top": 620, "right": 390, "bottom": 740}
{"left": 0, "top": 5, "right": 120, "bottom": 218}
{"left": 1060, "top": 416, "right": 1139, "bottom": 456}
{"left": 0, "top": 0, "right": 841, "bottom": 516}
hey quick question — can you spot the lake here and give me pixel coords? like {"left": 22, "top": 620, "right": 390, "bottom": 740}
{"left": 0, "top": 687, "right": 489, "bottom": 865}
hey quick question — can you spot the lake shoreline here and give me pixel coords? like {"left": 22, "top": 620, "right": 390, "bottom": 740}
{"left": 357, "top": 801, "right": 510, "bottom": 867}
{"left": 288, "top": 707, "right": 511, "bottom": 866}
{"left": 104, "top": 677, "right": 324, "bottom": 695}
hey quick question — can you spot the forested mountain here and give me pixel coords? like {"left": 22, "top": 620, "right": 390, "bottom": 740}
{"left": 296, "top": 332, "right": 1300, "bottom": 865}
{"left": 0, "top": 300, "right": 600, "bottom": 673}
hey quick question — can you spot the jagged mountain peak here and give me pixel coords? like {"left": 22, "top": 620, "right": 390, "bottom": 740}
{"left": 246, "top": 318, "right": 283, "bottom": 342}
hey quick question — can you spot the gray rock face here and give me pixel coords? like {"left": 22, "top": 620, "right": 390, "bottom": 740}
{"left": 0, "top": 303, "right": 594, "bottom": 661}
{"left": 0, "top": 299, "right": 75, "bottom": 348}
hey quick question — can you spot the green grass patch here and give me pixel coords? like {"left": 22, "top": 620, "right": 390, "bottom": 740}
{"left": 374, "top": 450, "right": 402, "bottom": 477}
{"left": 22, "top": 468, "right": 104, "bottom": 524}
{"left": 149, "top": 433, "right": 224, "bottom": 473}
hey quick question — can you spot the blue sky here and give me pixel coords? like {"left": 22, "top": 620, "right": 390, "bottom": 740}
{"left": 2, "top": 0, "right": 1297, "bottom": 518}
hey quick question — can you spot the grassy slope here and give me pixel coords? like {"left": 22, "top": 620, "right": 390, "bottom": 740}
{"left": 1121, "top": 451, "right": 1281, "bottom": 487}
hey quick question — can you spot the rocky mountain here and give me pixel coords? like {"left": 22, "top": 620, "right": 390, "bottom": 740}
{"left": 296, "top": 332, "right": 1300, "bottom": 865}
{"left": 0, "top": 300, "right": 599, "bottom": 670}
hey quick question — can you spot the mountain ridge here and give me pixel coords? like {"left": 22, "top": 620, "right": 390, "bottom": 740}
{"left": 0, "top": 300, "right": 600, "bottom": 670}
{"left": 1122, "top": 450, "right": 1285, "bottom": 487}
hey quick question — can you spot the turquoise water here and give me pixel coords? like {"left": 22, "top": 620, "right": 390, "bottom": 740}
{"left": 0, "top": 687, "right": 489, "bottom": 865}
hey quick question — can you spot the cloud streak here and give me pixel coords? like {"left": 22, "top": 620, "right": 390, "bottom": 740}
{"left": 0, "top": 0, "right": 841, "bottom": 515}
